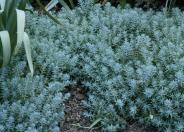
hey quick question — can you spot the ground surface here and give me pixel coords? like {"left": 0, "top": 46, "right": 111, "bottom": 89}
{"left": 61, "top": 87, "right": 101, "bottom": 132}
{"left": 125, "top": 123, "right": 157, "bottom": 132}
{"left": 60, "top": 87, "right": 157, "bottom": 132}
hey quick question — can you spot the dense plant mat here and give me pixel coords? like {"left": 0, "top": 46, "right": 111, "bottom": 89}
{"left": 1, "top": 1, "right": 184, "bottom": 131}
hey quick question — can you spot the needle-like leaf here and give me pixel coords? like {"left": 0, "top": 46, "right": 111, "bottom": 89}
{"left": 35, "top": 0, "right": 62, "bottom": 25}
{"left": 89, "top": 118, "right": 101, "bottom": 129}
{"left": 58, "top": 0, "right": 71, "bottom": 12}
{"left": 45, "top": 0, "right": 71, "bottom": 12}
{"left": 45, "top": 0, "right": 59, "bottom": 11}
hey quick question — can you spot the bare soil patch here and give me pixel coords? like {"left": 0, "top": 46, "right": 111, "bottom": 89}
{"left": 60, "top": 87, "right": 100, "bottom": 132}
{"left": 61, "top": 87, "right": 157, "bottom": 132}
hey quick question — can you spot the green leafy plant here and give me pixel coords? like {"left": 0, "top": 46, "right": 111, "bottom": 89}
{"left": 0, "top": 0, "right": 33, "bottom": 75}
{"left": 165, "top": 0, "right": 176, "bottom": 13}
{"left": 45, "top": 0, "right": 72, "bottom": 11}
{"left": 119, "top": 0, "right": 126, "bottom": 8}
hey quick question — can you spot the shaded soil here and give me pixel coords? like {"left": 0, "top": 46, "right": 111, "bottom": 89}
{"left": 60, "top": 87, "right": 157, "bottom": 132}
{"left": 125, "top": 123, "right": 157, "bottom": 132}
{"left": 60, "top": 87, "right": 101, "bottom": 132}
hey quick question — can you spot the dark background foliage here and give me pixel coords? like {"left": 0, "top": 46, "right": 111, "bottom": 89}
{"left": 29, "top": 0, "right": 184, "bottom": 10}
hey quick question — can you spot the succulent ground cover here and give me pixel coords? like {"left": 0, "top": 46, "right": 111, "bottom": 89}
{"left": 1, "top": 1, "right": 184, "bottom": 132}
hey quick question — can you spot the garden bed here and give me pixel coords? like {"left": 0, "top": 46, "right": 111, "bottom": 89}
{"left": 1, "top": 1, "right": 184, "bottom": 132}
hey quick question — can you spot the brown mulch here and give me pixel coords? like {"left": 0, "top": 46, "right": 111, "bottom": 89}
{"left": 125, "top": 122, "right": 157, "bottom": 132}
{"left": 60, "top": 87, "right": 101, "bottom": 132}
{"left": 60, "top": 87, "right": 157, "bottom": 132}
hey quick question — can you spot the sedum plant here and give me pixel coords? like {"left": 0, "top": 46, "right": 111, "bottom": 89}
{"left": 27, "top": 2, "right": 184, "bottom": 131}
{"left": 0, "top": 0, "right": 33, "bottom": 75}
{"left": 1, "top": 1, "right": 184, "bottom": 132}
{"left": 26, "top": 3, "right": 184, "bottom": 131}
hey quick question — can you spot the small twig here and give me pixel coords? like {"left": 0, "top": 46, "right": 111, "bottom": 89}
{"left": 35, "top": 0, "right": 62, "bottom": 25}
{"left": 71, "top": 118, "right": 102, "bottom": 131}
{"left": 71, "top": 123, "right": 91, "bottom": 129}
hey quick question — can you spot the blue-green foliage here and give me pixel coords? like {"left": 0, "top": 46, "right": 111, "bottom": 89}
{"left": 0, "top": 51, "right": 71, "bottom": 131}
{"left": 0, "top": 13, "right": 72, "bottom": 131}
{"left": 1, "top": 1, "right": 184, "bottom": 131}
